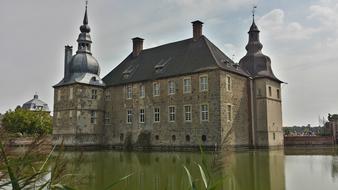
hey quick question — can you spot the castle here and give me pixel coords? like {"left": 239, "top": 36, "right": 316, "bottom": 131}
{"left": 52, "top": 5, "right": 284, "bottom": 149}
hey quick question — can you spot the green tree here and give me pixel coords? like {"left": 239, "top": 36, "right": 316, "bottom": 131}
{"left": 2, "top": 108, "right": 52, "bottom": 135}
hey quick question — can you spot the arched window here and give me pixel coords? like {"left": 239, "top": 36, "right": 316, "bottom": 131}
{"left": 185, "top": 135, "right": 190, "bottom": 142}
{"left": 202, "top": 135, "right": 207, "bottom": 142}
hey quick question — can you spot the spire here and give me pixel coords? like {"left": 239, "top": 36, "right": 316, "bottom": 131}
{"left": 77, "top": 0, "right": 92, "bottom": 54}
{"left": 246, "top": 6, "right": 262, "bottom": 54}
{"left": 80, "top": 0, "right": 90, "bottom": 33}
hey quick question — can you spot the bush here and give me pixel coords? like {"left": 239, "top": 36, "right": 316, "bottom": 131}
{"left": 2, "top": 108, "right": 52, "bottom": 135}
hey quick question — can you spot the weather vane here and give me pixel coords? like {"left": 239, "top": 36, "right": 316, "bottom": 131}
{"left": 85, "top": 0, "right": 88, "bottom": 7}
{"left": 252, "top": 5, "right": 257, "bottom": 19}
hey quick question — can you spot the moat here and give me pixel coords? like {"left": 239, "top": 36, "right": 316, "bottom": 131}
{"left": 52, "top": 147, "right": 338, "bottom": 190}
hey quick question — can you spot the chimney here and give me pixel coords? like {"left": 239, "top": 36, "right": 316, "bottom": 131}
{"left": 132, "top": 37, "right": 144, "bottom": 57}
{"left": 192, "top": 20, "right": 203, "bottom": 41}
{"left": 64, "top": 45, "right": 73, "bottom": 79}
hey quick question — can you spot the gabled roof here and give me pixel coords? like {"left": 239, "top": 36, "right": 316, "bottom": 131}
{"left": 103, "top": 36, "right": 249, "bottom": 86}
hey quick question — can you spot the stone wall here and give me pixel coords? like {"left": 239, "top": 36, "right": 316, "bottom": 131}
{"left": 284, "top": 136, "right": 335, "bottom": 146}
{"left": 103, "top": 70, "right": 223, "bottom": 148}
{"left": 254, "top": 79, "right": 283, "bottom": 146}
{"left": 219, "top": 70, "right": 250, "bottom": 146}
{"left": 53, "top": 84, "right": 104, "bottom": 146}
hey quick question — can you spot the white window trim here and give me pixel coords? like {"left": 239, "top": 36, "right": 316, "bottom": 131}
{"left": 168, "top": 105, "right": 176, "bottom": 122}
{"left": 199, "top": 74, "right": 209, "bottom": 92}
{"left": 139, "top": 108, "right": 145, "bottom": 123}
{"left": 69, "top": 87, "right": 73, "bottom": 100}
{"left": 183, "top": 104, "right": 192, "bottom": 122}
{"left": 226, "top": 103, "right": 232, "bottom": 122}
{"left": 200, "top": 103, "right": 209, "bottom": 122}
{"left": 126, "top": 109, "right": 133, "bottom": 124}
{"left": 168, "top": 80, "right": 176, "bottom": 95}
{"left": 139, "top": 84, "right": 145, "bottom": 98}
{"left": 183, "top": 77, "right": 192, "bottom": 94}
{"left": 153, "top": 82, "right": 160, "bottom": 96}
{"left": 226, "top": 74, "right": 232, "bottom": 92}
{"left": 153, "top": 107, "right": 160, "bottom": 123}
{"left": 126, "top": 85, "right": 133, "bottom": 99}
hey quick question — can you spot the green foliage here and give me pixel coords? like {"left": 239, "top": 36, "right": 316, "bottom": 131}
{"left": 2, "top": 108, "right": 52, "bottom": 135}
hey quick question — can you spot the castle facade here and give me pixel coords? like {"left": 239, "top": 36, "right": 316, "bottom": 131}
{"left": 52, "top": 6, "right": 284, "bottom": 149}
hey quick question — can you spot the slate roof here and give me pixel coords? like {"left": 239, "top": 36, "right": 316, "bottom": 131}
{"left": 103, "top": 36, "right": 249, "bottom": 86}
{"left": 22, "top": 95, "right": 50, "bottom": 112}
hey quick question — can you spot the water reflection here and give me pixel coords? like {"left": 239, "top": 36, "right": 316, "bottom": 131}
{"left": 57, "top": 149, "right": 286, "bottom": 190}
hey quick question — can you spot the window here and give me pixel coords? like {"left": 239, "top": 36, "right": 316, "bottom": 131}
{"left": 91, "top": 89, "right": 97, "bottom": 99}
{"left": 139, "top": 108, "right": 145, "bottom": 123}
{"left": 273, "top": 132, "right": 276, "bottom": 140}
{"left": 200, "top": 104, "right": 209, "bottom": 121}
{"left": 154, "top": 107, "right": 160, "bottom": 123}
{"left": 126, "top": 85, "right": 132, "bottom": 99}
{"left": 127, "top": 110, "right": 133, "bottom": 124}
{"left": 227, "top": 104, "right": 232, "bottom": 122}
{"left": 155, "top": 135, "right": 159, "bottom": 140}
{"left": 172, "top": 135, "right": 176, "bottom": 141}
{"left": 168, "top": 80, "right": 175, "bottom": 95}
{"left": 184, "top": 105, "right": 192, "bottom": 122}
{"left": 153, "top": 82, "right": 160, "bottom": 96}
{"left": 226, "top": 75, "right": 232, "bottom": 92}
{"left": 105, "top": 92, "right": 111, "bottom": 101}
{"left": 199, "top": 75, "right": 208, "bottom": 92}
{"left": 140, "top": 84, "right": 145, "bottom": 98}
{"left": 183, "top": 77, "right": 191, "bottom": 94}
{"left": 105, "top": 112, "right": 111, "bottom": 124}
{"left": 202, "top": 135, "right": 207, "bottom": 142}
{"left": 268, "top": 86, "right": 272, "bottom": 97}
{"left": 277, "top": 89, "right": 280, "bottom": 99}
{"left": 90, "top": 111, "right": 97, "bottom": 124}
{"left": 186, "top": 135, "right": 190, "bottom": 142}
{"left": 69, "top": 110, "right": 73, "bottom": 120}
{"left": 69, "top": 87, "right": 73, "bottom": 100}
{"left": 168, "top": 106, "right": 176, "bottom": 122}
{"left": 120, "top": 134, "right": 124, "bottom": 142}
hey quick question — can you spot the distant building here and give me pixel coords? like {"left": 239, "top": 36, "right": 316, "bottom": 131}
{"left": 22, "top": 94, "right": 50, "bottom": 112}
{"left": 53, "top": 5, "right": 284, "bottom": 149}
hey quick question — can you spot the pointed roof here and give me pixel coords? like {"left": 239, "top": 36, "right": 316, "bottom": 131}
{"left": 103, "top": 36, "right": 249, "bottom": 86}
{"left": 239, "top": 19, "right": 282, "bottom": 83}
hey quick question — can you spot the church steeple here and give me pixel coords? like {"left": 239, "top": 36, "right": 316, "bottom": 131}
{"left": 77, "top": 1, "right": 92, "bottom": 54}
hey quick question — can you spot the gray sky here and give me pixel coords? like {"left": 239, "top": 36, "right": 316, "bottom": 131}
{"left": 1, "top": 0, "right": 337, "bottom": 126}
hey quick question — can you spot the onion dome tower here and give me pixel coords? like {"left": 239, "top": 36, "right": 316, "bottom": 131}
{"left": 54, "top": 3, "right": 104, "bottom": 87}
{"left": 239, "top": 14, "right": 281, "bottom": 82}
{"left": 239, "top": 8, "right": 284, "bottom": 147}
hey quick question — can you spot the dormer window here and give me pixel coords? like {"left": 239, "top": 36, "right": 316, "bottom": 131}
{"left": 122, "top": 65, "right": 137, "bottom": 79}
{"left": 154, "top": 58, "right": 172, "bottom": 73}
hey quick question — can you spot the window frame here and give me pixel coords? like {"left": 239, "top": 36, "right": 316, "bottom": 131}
{"left": 199, "top": 75, "right": 208, "bottom": 92}
{"left": 168, "top": 106, "right": 176, "bottom": 122}
{"left": 126, "top": 85, "right": 133, "bottom": 99}
{"left": 200, "top": 104, "right": 209, "bottom": 122}
{"left": 126, "top": 109, "right": 133, "bottom": 124}
{"left": 184, "top": 105, "right": 192, "bottom": 122}
{"left": 226, "top": 75, "right": 232, "bottom": 92}
{"left": 91, "top": 89, "right": 97, "bottom": 100}
{"left": 226, "top": 104, "right": 232, "bottom": 122}
{"left": 168, "top": 80, "right": 176, "bottom": 95}
{"left": 139, "top": 84, "right": 145, "bottom": 98}
{"left": 153, "top": 107, "right": 160, "bottom": 123}
{"left": 90, "top": 110, "right": 97, "bottom": 124}
{"left": 153, "top": 82, "right": 160, "bottom": 96}
{"left": 139, "top": 108, "right": 145, "bottom": 123}
{"left": 183, "top": 77, "right": 192, "bottom": 94}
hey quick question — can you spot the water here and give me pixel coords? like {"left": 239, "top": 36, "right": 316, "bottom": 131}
{"left": 56, "top": 147, "right": 338, "bottom": 190}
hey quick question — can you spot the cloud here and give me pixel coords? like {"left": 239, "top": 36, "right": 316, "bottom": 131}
{"left": 258, "top": 9, "right": 317, "bottom": 41}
